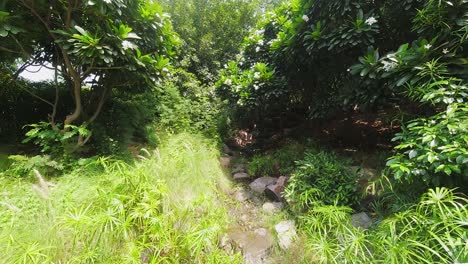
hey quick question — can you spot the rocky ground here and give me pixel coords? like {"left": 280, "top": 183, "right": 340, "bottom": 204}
{"left": 219, "top": 146, "right": 298, "bottom": 264}
{"left": 218, "top": 144, "right": 374, "bottom": 264}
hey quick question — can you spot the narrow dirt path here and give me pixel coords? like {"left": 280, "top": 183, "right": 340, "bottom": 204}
{"left": 218, "top": 147, "right": 298, "bottom": 264}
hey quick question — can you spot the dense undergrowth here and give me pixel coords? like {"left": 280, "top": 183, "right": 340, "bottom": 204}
{"left": 245, "top": 142, "right": 468, "bottom": 263}
{"left": 0, "top": 0, "right": 467, "bottom": 263}
{"left": 298, "top": 188, "right": 468, "bottom": 263}
{"left": 0, "top": 134, "right": 241, "bottom": 264}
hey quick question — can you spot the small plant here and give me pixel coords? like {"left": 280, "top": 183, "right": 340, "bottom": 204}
{"left": 285, "top": 149, "right": 359, "bottom": 209}
{"left": 248, "top": 142, "right": 306, "bottom": 176}
{"left": 5, "top": 154, "right": 64, "bottom": 178}
{"left": 23, "top": 121, "right": 91, "bottom": 156}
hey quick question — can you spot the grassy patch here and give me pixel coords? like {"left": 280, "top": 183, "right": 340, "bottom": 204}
{"left": 0, "top": 133, "right": 241, "bottom": 263}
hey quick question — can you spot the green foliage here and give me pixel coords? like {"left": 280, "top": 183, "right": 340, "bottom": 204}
{"left": 217, "top": 61, "right": 285, "bottom": 108}
{"left": 4, "top": 155, "right": 64, "bottom": 178}
{"left": 299, "top": 187, "right": 468, "bottom": 263}
{"left": 0, "top": 0, "right": 179, "bottom": 151}
{"left": 217, "top": 0, "right": 424, "bottom": 125}
{"left": 285, "top": 149, "right": 359, "bottom": 208}
{"left": 350, "top": 0, "right": 468, "bottom": 187}
{"left": 90, "top": 89, "right": 160, "bottom": 155}
{"left": 248, "top": 142, "right": 306, "bottom": 176}
{"left": 155, "top": 69, "right": 223, "bottom": 138}
{"left": 160, "top": 0, "right": 269, "bottom": 82}
{"left": 0, "top": 152, "right": 9, "bottom": 172}
{"left": 0, "top": 133, "right": 240, "bottom": 263}
{"left": 23, "top": 122, "right": 90, "bottom": 156}
{"left": 387, "top": 103, "right": 467, "bottom": 186}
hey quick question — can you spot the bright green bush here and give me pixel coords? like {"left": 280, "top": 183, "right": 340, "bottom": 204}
{"left": 285, "top": 149, "right": 359, "bottom": 208}
{"left": 23, "top": 122, "right": 91, "bottom": 156}
{"left": 156, "top": 69, "right": 223, "bottom": 138}
{"left": 387, "top": 102, "right": 467, "bottom": 187}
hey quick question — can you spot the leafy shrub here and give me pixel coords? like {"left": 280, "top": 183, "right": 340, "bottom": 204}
{"left": 299, "top": 187, "right": 468, "bottom": 264}
{"left": 248, "top": 142, "right": 306, "bottom": 176}
{"left": 387, "top": 103, "right": 467, "bottom": 187}
{"left": 285, "top": 149, "right": 359, "bottom": 208}
{"left": 23, "top": 122, "right": 90, "bottom": 156}
{"left": 91, "top": 89, "right": 159, "bottom": 155}
{"left": 350, "top": 0, "right": 468, "bottom": 188}
{"left": 156, "top": 74, "right": 222, "bottom": 138}
{"left": 0, "top": 152, "right": 9, "bottom": 171}
{"left": 4, "top": 155, "right": 64, "bottom": 178}
{"left": 216, "top": 0, "right": 423, "bottom": 125}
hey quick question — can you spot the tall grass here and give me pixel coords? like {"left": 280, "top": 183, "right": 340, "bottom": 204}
{"left": 299, "top": 187, "right": 468, "bottom": 263}
{"left": 0, "top": 133, "right": 241, "bottom": 263}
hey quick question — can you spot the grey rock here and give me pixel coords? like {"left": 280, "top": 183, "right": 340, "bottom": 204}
{"left": 233, "top": 172, "right": 250, "bottom": 180}
{"left": 227, "top": 229, "right": 274, "bottom": 264}
{"left": 254, "top": 228, "right": 269, "bottom": 237}
{"left": 240, "top": 214, "right": 250, "bottom": 223}
{"left": 351, "top": 212, "right": 372, "bottom": 229}
{"left": 220, "top": 156, "right": 232, "bottom": 168}
{"left": 275, "top": 220, "right": 297, "bottom": 250}
{"left": 234, "top": 189, "right": 252, "bottom": 202}
{"left": 222, "top": 144, "right": 234, "bottom": 155}
{"left": 251, "top": 196, "right": 264, "bottom": 206}
{"left": 262, "top": 202, "right": 284, "bottom": 214}
{"left": 264, "top": 176, "right": 289, "bottom": 201}
{"left": 249, "top": 177, "right": 277, "bottom": 194}
{"left": 231, "top": 164, "right": 246, "bottom": 174}
{"left": 219, "top": 234, "right": 234, "bottom": 253}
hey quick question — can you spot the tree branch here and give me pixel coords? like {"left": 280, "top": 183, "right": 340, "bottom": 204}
{"left": 49, "top": 61, "right": 60, "bottom": 130}
{"left": 0, "top": 46, "right": 21, "bottom": 54}
{"left": 16, "top": 82, "right": 54, "bottom": 107}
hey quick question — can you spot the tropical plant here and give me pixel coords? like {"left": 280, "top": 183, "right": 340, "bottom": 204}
{"left": 0, "top": 0, "right": 179, "bottom": 148}
{"left": 285, "top": 148, "right": 359, "bottom": 209}
{"left": 299, "top": 187, "right": 468, "bottom": 264}
{"left": 351, "top": 0, "right": 468, "bottom": 188}
{"left": 216, "top": 0, "right": 425, "bottom": 127}
{"left": 248, "top": 141, "right": 306, "bottom": 176}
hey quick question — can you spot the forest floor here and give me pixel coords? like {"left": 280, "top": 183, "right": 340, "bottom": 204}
{"left": 219, "top": 151, "right": 311, "bottom": 264}
{"left": 216, "top": 110, "right": 400, "bottom": 263}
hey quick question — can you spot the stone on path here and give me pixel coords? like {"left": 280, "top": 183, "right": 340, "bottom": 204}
{"left": 234, "top": 189, "right": 252, "bottom": 202}
{"left": 262, "top": 202, "right": 284, "bottom": 214}
{"left": 222, "top": 144, "right": 234, "bottom": 156}
{"left": 233, "top": 172, "right": 250, "bottom": 181}
{"left": 275, "top": 220, "right": 297, "bottom": 250}
{"left": 249, "top": 177, "right": 277, "bottom": 194}
{"left": 220, "top": 156, "right": 232, "bottom": 168}
{"left": 351, "top": 212, "right": 372, "bottom": 229}
{"left": 231, "top": 164, "right": 246, "bottom": 175}
{"left": 264, "top": 176, "right": 289, "bottom": 201}
{"left": 225, "top": 228, "right": 274, "bottom": 264}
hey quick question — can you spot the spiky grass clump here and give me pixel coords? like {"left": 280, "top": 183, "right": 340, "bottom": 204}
{"left": 0, "top": 133, "right": 241, "bottom": 263}
{"left": 300, "top": 187, "right": 468, "bottom": 263}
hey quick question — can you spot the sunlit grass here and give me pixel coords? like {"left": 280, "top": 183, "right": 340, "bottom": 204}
{"left": 0, "top": 133, "right": 241, "bottom": 263}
